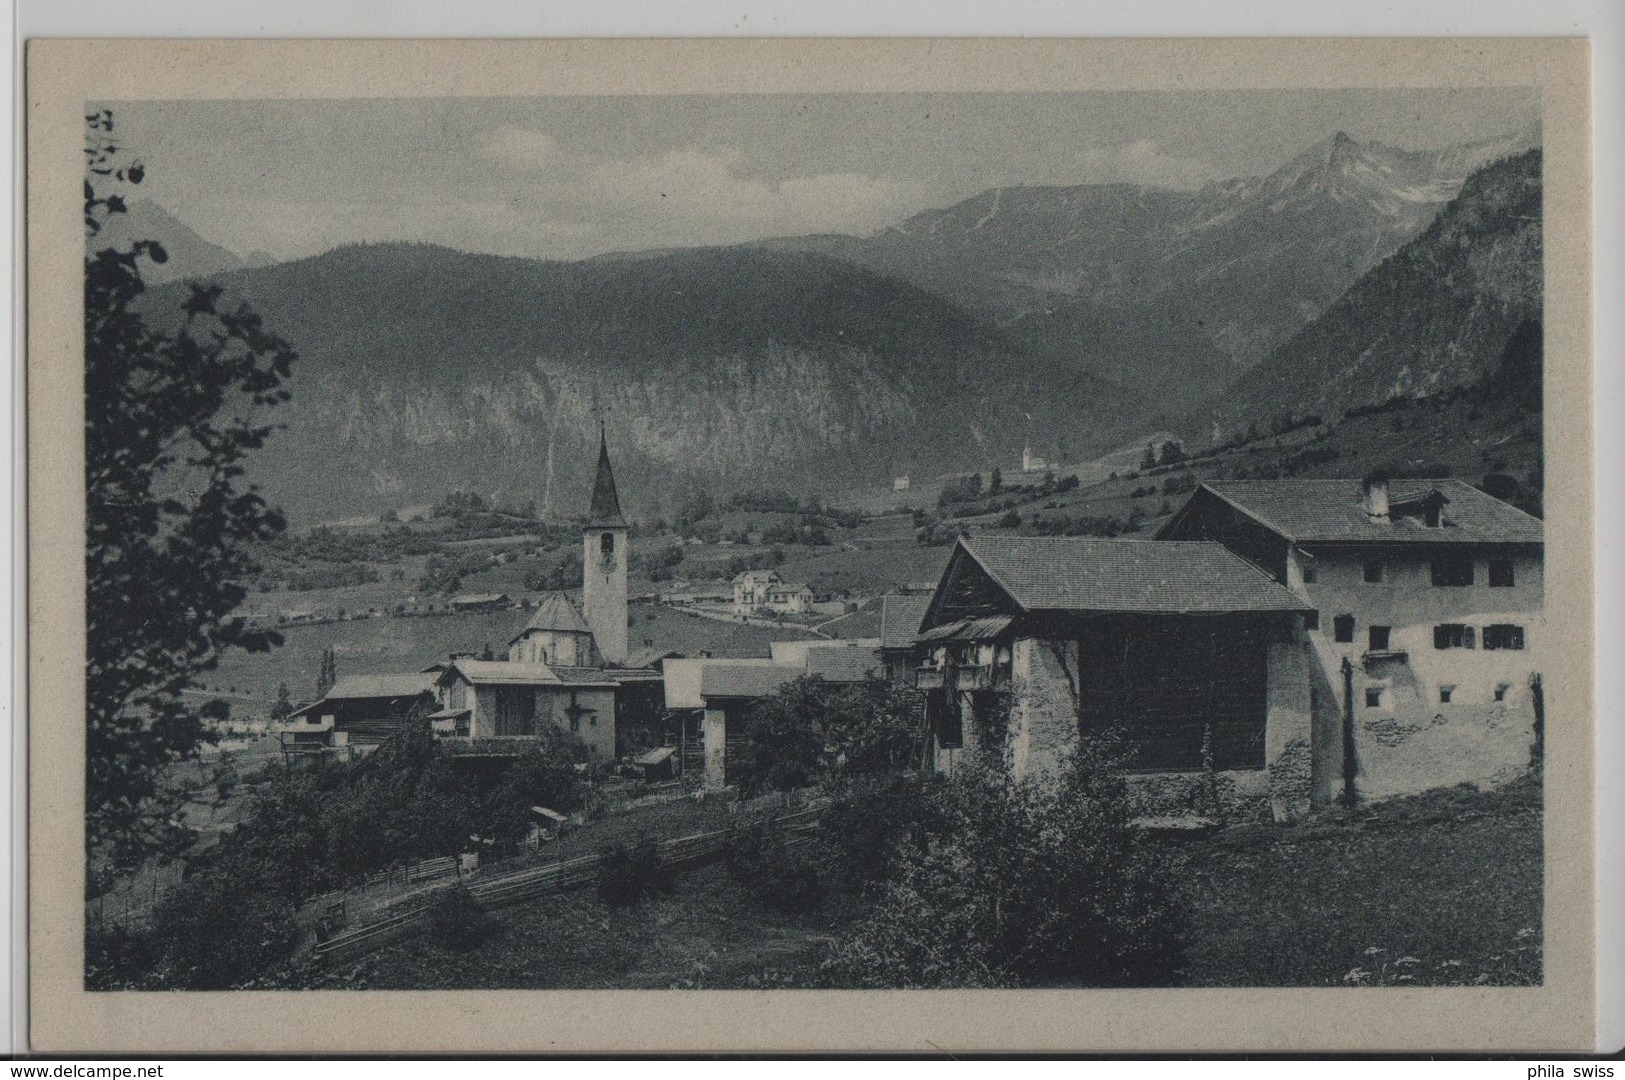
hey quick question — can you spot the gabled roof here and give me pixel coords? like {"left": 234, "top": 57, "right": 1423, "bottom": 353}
{"left": 733, "top": 569, "right": 782, "bottom": 584}
{"left": 951, "top": 535, "right": 1309, "bottom": 615}
{"left": 286, "top": 673, "right": 436, "bottom": 719}
{"left": 700, "top": 664, "right": 802, "bottom": 700}
{"left": 586, "top": 427, "right": 628, "bottom": 529}
{"left": 321, "top": 673, "right": 436, "bottom": 699}
{"left": 879, "top": 594, "right": 931, "bottom": 650}
{"left": 1166, "top": 479, "right": 1544, "bottom": 546}
{"left": 804, "top": 646, "right": 883, "bottom": 683}
{"left": 625, "top": 646, "right": 681, "bottom": 670}
{"left": 439, "top": 659, "right": 617, "bottom": 688}
{"left": 510, "top": 592, "right": 592, "bottom": 642}
{"left": 451, "top": 592, "right": 509, "bottom": 606}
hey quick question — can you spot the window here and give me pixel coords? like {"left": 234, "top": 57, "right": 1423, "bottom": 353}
{"left": 1494, "top": 684, "right": 1509, "bottom": 702}
{"left": 1434, "top": 623, "right": 1476, "bottom": 650}
{"left": 1482, "top": 624, "right": 1526, "bottom": 651}
{"left": 1363, "top": 560, "right": 1385, "bottom": 583}
{"left": 1431, "top": 556, "right": 1474, "bottom": 587}
{"left": 1368, "top": 625, "right": 1392, "bottom": 652}
{"left": 1365, "top": 687, "right": 1383, "bottom": 708}
{"left": 600, "top": 532, "right": 615, "bottom": 555}
{"left": 1300, "top": 560, "right": 1317, "bottom": 584}
{"left": 1333, "top": 614, "right": 1355, "bottom": 643}
{"left": 1302, "top": 609, "right": 1320, "bottom": 632}
{"left": 1439, "top": 685, "right": 1454, "bottom": 704}
{"left": 1489, "top": 559, "right": 1515, "bottom": 587}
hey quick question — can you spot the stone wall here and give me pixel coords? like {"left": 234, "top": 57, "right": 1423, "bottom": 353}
{"left": 1008, "top": 638, "right": 1081, "bottom": 779}
{"left": 1351, "top": 693, "right": 1536, "bottom": 802}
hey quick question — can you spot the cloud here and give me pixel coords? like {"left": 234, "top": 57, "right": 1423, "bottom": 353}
{"left": 569, "top": 147, "right": 927, "bottom": 244}
{"left": 476, "top": 126, "right": 560, "bottom": 168}
{"left": 180, "top": 125, "right": 933, "bottom": 261}
{"left": 1108, "top": 139, "right": 1221, "bottom": 190}
{"left": 460, "top": 128, "right": 931, "bottom": 255}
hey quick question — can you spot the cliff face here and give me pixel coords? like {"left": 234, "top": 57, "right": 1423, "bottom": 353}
{"left": 146, "top": 243, "right": 1133, "bottom": 524}
{"left": 1205, "top": 148, "right": 1542, "bottom": 430}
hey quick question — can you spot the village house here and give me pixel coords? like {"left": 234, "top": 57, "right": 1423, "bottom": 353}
{"left": 1156, "top": 477, "right": 1544, "bottom": 802}
{"left": 449, "top": 592, "right": 511, "bottom": 614}
{"left": 282, "top": 673, "right": 439, "bottom": 760}
{"left": 663, "top": 641, "right": 888, "bottom": 787}
{"left": 914, "top": 535, "right": 1315, "bottom": 821}
{"left": 731, "top": 569, "right": 813, "bottom": 615}
{"left": 427, "top": 659, "right": 620, "bottom": 759}
{"left": 878, "top": 593, "right": 931, "bottom": 683}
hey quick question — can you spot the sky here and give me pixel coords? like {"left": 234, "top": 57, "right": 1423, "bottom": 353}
{"left": 102, "top": 88, "right": 1541, "bottom": 264}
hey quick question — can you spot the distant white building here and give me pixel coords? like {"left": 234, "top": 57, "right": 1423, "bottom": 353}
{"left": 893, "top": 475, "right": 911, "bottom": 492}
{"left": 732, "top": 569, "right": 813, "bottom": 615}
{"left": 1021, "top": 445, "right": 1047, "bottom": 473}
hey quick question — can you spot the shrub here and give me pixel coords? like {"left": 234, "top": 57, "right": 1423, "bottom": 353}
{"left": 816, "top": 774, "right": 954, "bottom": 896}
{"left": 428, "top": 885, "right": 495, "bottom": 951}
{"left": 723, "top": 821, "right": 824, "bottom": 913}
{"left": 145, "top": 858, "right": 301, "bottom": 989}
{"left": 596, "top": 837, "right": 672, "bottom": 906}
{"left": 823, "top": 750, "right": 1186, "bottom": 989}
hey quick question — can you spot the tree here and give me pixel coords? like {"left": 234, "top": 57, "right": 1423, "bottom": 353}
{"left": 316, "top": 646, "right": 338, "bottom": 697}
{"left": 734, "top": 676, "right": 925, "bottom": 795}
{"left": 84, "top": 110, "right": 296, "bottom": 862}
{"left": 270, "top": 682, "right": 294, "bottom": 721}
{"left": 1156, "top": 440, "right": 1187, "bottom": 467}
{"left": 989, "top": 467, "right": 1003, "bottom": 495}
{"left": 823, "top": 747, "right": 1187, "bottom": 988}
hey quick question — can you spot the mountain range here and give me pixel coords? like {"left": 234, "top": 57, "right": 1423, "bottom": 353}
{"left": 127, "top": 129, "right": 1543, "bottom": 525}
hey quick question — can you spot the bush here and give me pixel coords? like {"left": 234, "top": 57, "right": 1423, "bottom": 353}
{"left": 816, "top": 774, "right": 953, "bottom": 896}
{"left": 144, "top": 858, "right": 301, "bottom": 988}
{"left": 822, "top": 750, "right": 1186, "bottom": 989}
{"left": 596, "top": 837, "right": 672, "bottom": 906}
{"left": 428, "top": 885, "right": 495, "bottom": 951}
{"left": 723, "top": 821, "right": 824, "bottom": 913}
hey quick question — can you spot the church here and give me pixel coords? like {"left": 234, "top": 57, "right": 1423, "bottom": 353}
{"left": 425, "top": 425, "right": 662, "bottom": 756}
{"left": 289, "top": 425, "right": 663, "bottom": 761}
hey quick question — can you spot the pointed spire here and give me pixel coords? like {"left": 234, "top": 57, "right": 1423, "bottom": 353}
{"left": 586, "top": 421, "right": 627, "bottom": 529}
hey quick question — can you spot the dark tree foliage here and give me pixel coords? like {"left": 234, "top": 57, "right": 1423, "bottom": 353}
{"left": 823, "top": 748, "right": 1187, "bottom": 988}
{"left": 733, "top": 675, "right": 925, "bottom": 796}
{"left": 84, "top": 110, "right": 296, "bottom": 862}
{"left": 596, "top": 837, "right": 672, "bottom": 906}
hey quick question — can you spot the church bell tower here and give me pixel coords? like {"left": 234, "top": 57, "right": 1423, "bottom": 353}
{"left": 582, "top": 422, "right": 629, "bottom": 665}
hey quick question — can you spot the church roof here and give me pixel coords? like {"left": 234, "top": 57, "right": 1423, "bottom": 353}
{"left": 586, "top": 427, "right": 628, "bottom": 529}
{"left": 510, "top": 592, "right": 593, "bottom": 643}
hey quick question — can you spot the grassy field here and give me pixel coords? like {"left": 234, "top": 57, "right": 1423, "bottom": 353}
{"left": 1175, "top": 777, "right": 1543, "bottom": 987}
{"left": 304, "top": 861, "right": 843, "bottom": 991}
{"left": 298, "top": 777, "right": 1540, "bottom": 990}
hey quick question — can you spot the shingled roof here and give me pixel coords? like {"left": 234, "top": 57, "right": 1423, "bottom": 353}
{"left": 510, "top": 592, "right": 592, "bottom": 643}
{"left": 1171, "top": 479, "right": 1544, "bottom": 546}
{"left": 699, "top": 664, "right": 803, "bottom": 699}
{"left": 320, "top": 673, "right": 437, "bottom": 699}
{"left": 440, "top": 660, "right": 618, "bottom": 688}
{"left": 804, "top": 646, "right": 883, "bottom": 683}
{"left": 879, "top": 594, "right": 931, "bottom": 650}
{"left": 955, "top": 536, "right": 1308, "bottom": 615}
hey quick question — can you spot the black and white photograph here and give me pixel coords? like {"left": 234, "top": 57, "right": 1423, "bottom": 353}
{"left": 23, "top": 35, "right": 1600, "bottom": 1055}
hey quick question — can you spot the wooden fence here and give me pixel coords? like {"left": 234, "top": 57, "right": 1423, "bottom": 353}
{"left": 312, "top": 805, "right": 824, "bottom": 964}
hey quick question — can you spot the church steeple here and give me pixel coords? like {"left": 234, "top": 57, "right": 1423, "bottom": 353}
{"left": 586, "top": 422, "right": 628, "bottom": 529}
{"left": 582, "top": 419, "right": 629, "bottom": 665}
